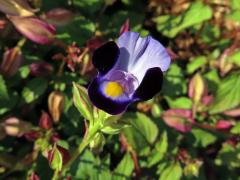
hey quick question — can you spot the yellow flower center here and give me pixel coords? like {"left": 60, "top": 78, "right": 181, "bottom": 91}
{"left": 104, "top": 81, "right": 124, "bottom": 98}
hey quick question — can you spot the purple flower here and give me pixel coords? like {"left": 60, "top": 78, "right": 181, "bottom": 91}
{"left": 88, "top": 32, "right": 171, "bottom": 115}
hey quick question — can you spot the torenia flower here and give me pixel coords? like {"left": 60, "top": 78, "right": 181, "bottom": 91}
{"left": 88, "top": 32, "right": 171, "bottom": 115}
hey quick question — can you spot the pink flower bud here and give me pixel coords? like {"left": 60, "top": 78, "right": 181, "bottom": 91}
{"left": 0, "top": 47, "right": 23, "bottom": 77}
{"left": 30, "top": 62, "right": 53, "bottom": 77}
{"left": 215, "top": 120, "right": 233, "bottom": 131}
{"left": 162, "top": 109, "right": 195, "bottom": 133}
{"left": 188, "top": 73, "right": 207, "bottom": 104}
{"left": 8, "top": 16, "right": 56, "bottom": 45}
{"left": 4, "top": 117, "right": 31, "bottom": 137}
{"left": 0, "top": 0, "right": 36, "bottom": 16}
{"left": 223, "top": 107, "right": 240, "bottom": 117}
{"left": 120, "top": 18, "right": 130, "bottom": 35}
{"left": 42, "top": 8, "right": 74, "bottom": 26}
{"left": 39, "top": 111, "right": 53, "bottom": 130}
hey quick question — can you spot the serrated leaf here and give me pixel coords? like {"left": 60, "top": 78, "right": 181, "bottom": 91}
{"left": 72, "top": 83, "right": 94, "bottom": 121}
{"left": 22, "top": 78, "right": 48, "bottom": 103}
{"left": 187, "top": 56, "right": 207, "bottom": 74}
{"left": 209, "top": 73, "right": 240, "bottom": 114}
{"left": 159, "top": 161, "right": 182, "bottom": 180}
{"left": 154, "top": 2, "right": 212, "bottom": 38}
{"left": 148, "top": 131, "right": 168, "bottom": 167}
{"left": 113, "top": 153, "right": 134, "bottom": 180}
{"left": 122, "top": 112, "right": 159, "bottom": 152}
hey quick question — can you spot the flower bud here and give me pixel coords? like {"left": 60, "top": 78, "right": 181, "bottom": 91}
{"left": 215, "top": 120, "right": 233, "bottom": 131}
{"left": 188, "top": 73, "right": 207, "bottom": 104}
{"left": 48, "top": 145, "right": 70, "bottom": 170}
{"left": 39, "top": 111, "right": 53, "bottom": 130}
{"left": 89, "top": 132, "right": 105, "bottom": 154}
{"left": 48, "top": 91, "right": 65, "bottom": 123}
{"left": 223, "top": 107, "right": 240, "bottom": 117}
{"left": 0, "top": 47, "right": 23, "bottom": 77}
{"left": 0, "top": 0, "right": 35, "bottom": 17}
{"left": 30, "top": 62, "right": 53, "bottom": 77}
{"left": 41, "top": 8, "right": 74, "bottom": 26}
{"left": 162, "top": 109, "right": 195, "bottom": 133}
{"left": 8, "top": 16, "right": 56, "bottom": 45}
{"left": 4, "top": 117, "right": 31, "bottom": 137}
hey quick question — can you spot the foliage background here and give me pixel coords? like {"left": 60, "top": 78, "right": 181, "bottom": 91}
{"left": 0, "top": 0, "right": 240, "bottom": 179}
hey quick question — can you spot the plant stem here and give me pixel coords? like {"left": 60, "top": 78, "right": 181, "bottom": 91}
{"left": 62, "top": 121, "right": 101, "bottom": 170}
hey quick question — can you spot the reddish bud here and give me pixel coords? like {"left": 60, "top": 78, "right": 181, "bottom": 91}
{"left": 8, "top": 16, "right": 56, "bottom": 45}
{"left": 162, "top": 109, "right": 195, "bottom": 133}
{"left": 223, "top": 107, "right": 240, "bottom": 117}
{"left": 39, "top": 111, "right": 53, "bottom": 130}
{"left": 29, "top": 172, "right": 40, "bottom": 180}
{"left": 0, "top": 0, "right": 36, "bottom": 17}
{"left": 42, "top": 8, "right": 74, "bottom": 26}
{"left": 50, "top": 132, "right": 60, "bottom": 143}
{"left": 119, "top": 18, "right": 130, "bottom": 35}
{"left": 24, "top": 130, "right": 41, "bottom": 141}
{"left": 30, "top": 62, "right": 53, "bottom": 77}
{"left": 0, "top": 47, "right": 23, "bottom": 77}
{"left": 215, "top": 120, "right": 233, "bottom": 131}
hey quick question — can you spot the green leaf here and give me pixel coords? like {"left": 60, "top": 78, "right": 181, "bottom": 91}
{"left": 21, "top": 78, "right": 48, "bottom": 103}
{"left": 215, "top": 143, "right": 240, "bottom": 168}
{"left": 159, "top": 161, "right": 182, "bottom": 180}
{"left": 165, "top": 97, "right": 192, "bottom": 109}
{"left": 187, "top": 56, "right": 207, "bottom": 74}
{"left": 230, "top": 122, "right": 240, "bottom": 134}
{"left": 100, "top": 115, "right": 129, "bottom": 135}
{"left": 154, "top": 2, "right": 212, "bottom": 38}
{"left": 192, "top": 128, "right": 217, "bottom": 147}
{"left": 49, "top": 146, "right": 63, "bottom": 171}
{"left": 57, "top": 16, "right": 95, "bottom": 44}
{"left": 0, "top": 76, "right": 18, "bottom": 115}
{"left": 122, "top": 112, "right": 159, "bottom": 153}
{"left": 228, "top": 51, "right": 240, "bottom": 66}
{"left": 0, "top": 75, "right": 9, "bottom": 100}
{"left": 148, "top": 131, "right": 168, "bottom": 167}
{"left": 72, "top": 83, "right": 94, "bottom": 121}
{"left": 209, "top": 73, "right": 240, "bottom": 114}
{"left": 113, "top": 153, "right": 134, "bottom": 180}
{"left": 231, "top": 0, "right": 240, "bottom": 10}
{"left": 162, "top": 63, "right": 187, "bottom": 98}
{"left": 71, "top": 150, "right": 111, "bottom": 179}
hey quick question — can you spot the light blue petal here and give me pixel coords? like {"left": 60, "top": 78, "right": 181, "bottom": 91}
{"left": 112, "top": 32, "right": 171, "bottom": 82}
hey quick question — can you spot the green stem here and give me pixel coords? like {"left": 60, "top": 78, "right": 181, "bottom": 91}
{"left": 62, "top": 121, "right": 101, "bottom": 170}
{"left": 52, "top": 170, "right": 59, "bottom": 180}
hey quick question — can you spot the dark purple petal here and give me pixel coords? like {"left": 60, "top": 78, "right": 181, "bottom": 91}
{"left": 88, "top": 77, "right": 133, "bottom": 115}
{"left": 133, "top": 67, "right": 163, "bottom": 101}
{"left": 92, "top": 41, "right": 120, "bottom": 75}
